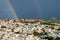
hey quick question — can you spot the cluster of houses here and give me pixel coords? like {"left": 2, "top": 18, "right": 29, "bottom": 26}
{"left": 0, "top": 19, "right": 60, "bottom": 40}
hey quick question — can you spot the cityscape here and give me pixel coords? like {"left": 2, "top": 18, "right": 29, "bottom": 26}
{"left": 0, "top": 0, "right": 60, "bottom": 40}
{"left": 0, "top": 18, "right": 60, "bottom": 40}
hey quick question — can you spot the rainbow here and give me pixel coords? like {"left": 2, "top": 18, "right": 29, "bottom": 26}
{"left": 7, "top": 0, "right": 18, "bottom": 19}
{"left": 33, "top": 0, "right": 42, "bottom": 18}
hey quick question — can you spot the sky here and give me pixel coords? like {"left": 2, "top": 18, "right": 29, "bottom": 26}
{"left": 0, "top": 0, "right": 17, "bottom": 19}
{"left": 0, "top": 0, "right": 60, "bottom": 19}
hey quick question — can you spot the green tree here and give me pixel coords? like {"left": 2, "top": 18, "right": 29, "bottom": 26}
{"left": 55, "top": 37, "right": 60, "bottom": 40}
{"left": 1, "top": 26, "right": 7, "bottom": 28}
{"left": 33, "top": 31, "right": 40, "bottom": 36}
{"left": 45, "top": 26, "right": 48, "bottom": 27}
{"left": 51, "top": 27, "right": 54, "bottom": 29}
{"left": 58, "top": 28, "right": 60, "bottom": 31}
{"left": 16, "top": 24, "right": 19, "bottom": 27}
{"left": 15, "top": 31, "right": 20, "bottom": 34}
{"left": 48, "top": 36, "right": 54, "bottom": 40}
